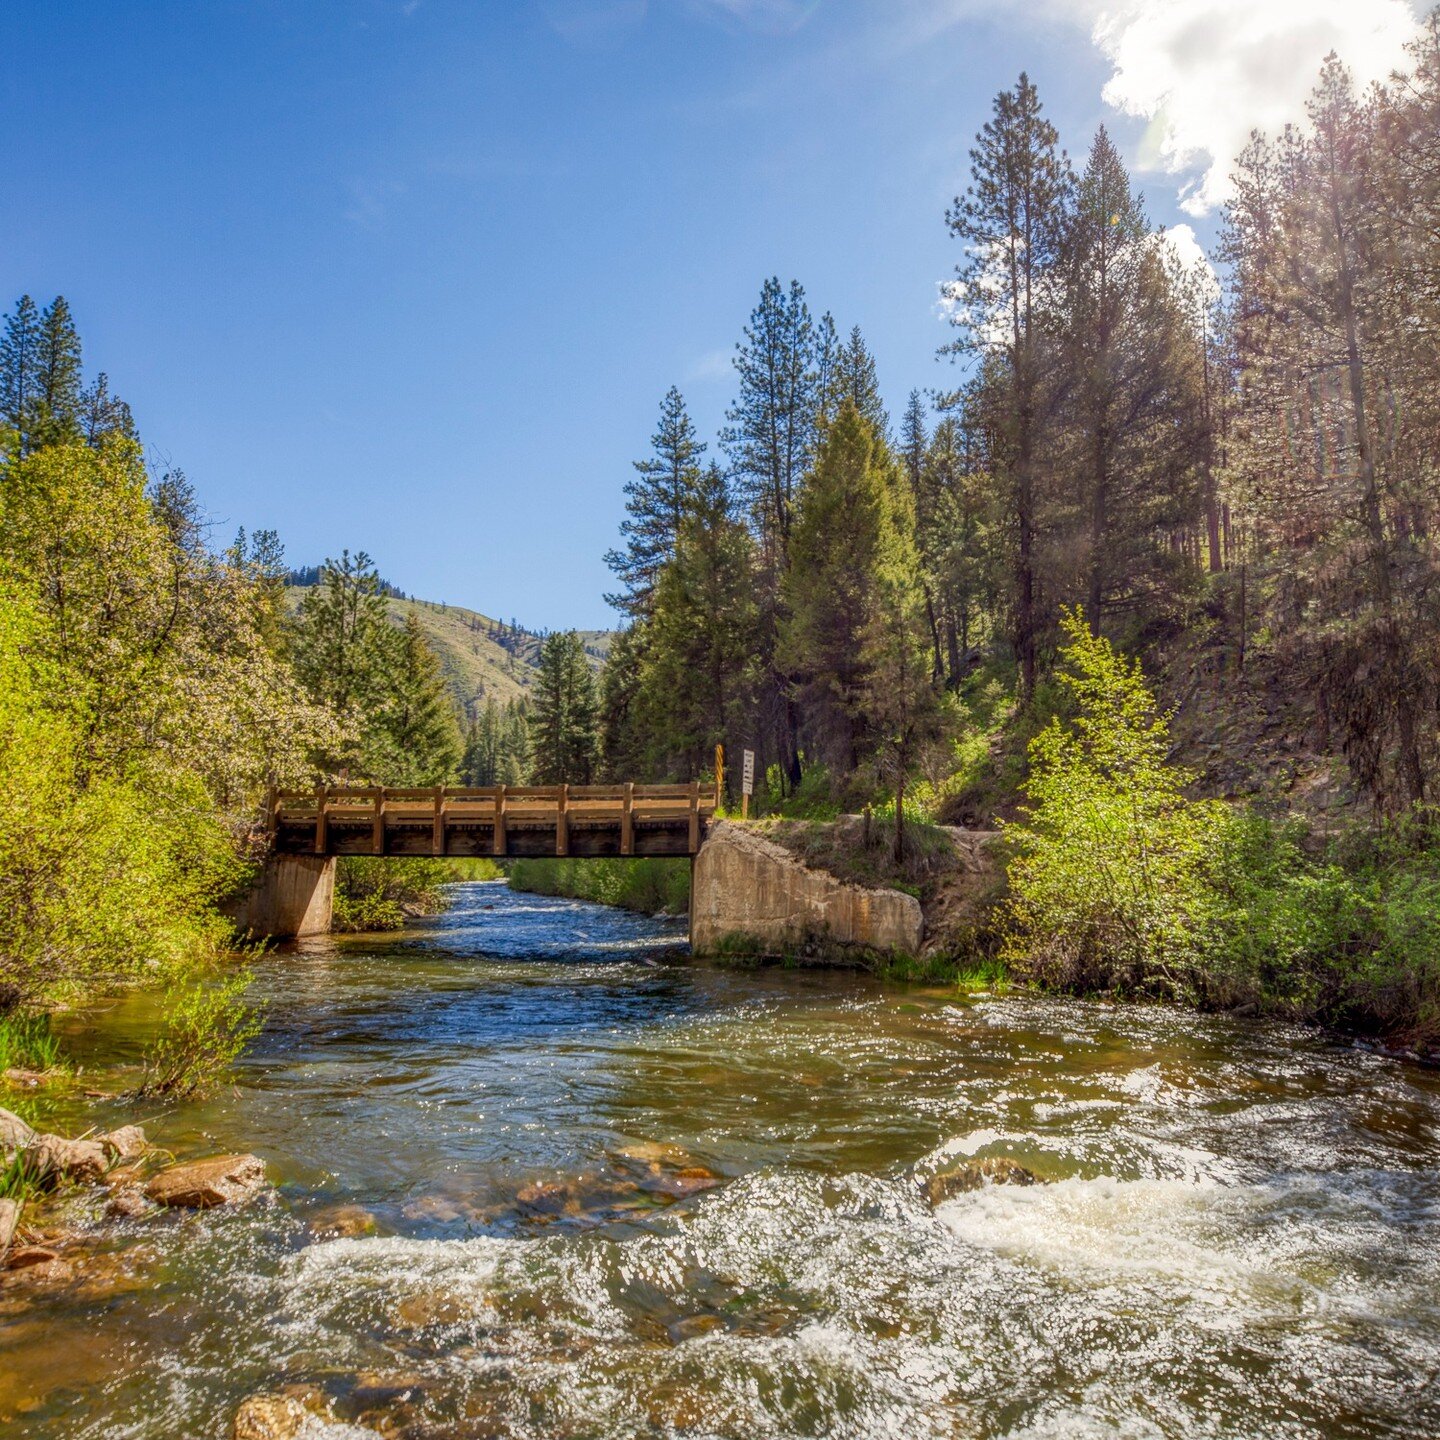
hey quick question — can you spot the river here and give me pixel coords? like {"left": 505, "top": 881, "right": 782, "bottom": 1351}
{"left": 5, "top": 879, "right": 1440, "bottom": 1438}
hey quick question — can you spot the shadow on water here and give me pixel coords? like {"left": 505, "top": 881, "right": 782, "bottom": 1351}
{"left": 7, "top": 880, "right": 1440, "bottom": 1439}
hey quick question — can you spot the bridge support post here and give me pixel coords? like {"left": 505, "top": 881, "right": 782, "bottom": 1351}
{"left": 225, "top": 854, "right": 335, "bottom": 940}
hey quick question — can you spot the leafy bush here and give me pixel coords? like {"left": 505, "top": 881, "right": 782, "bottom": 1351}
{"left": 134, "top": 967, "right": 262, "bottom": 1100}
{"left": 1003, "top": 611, "right": 1230, "bottom": 996}
{"left": 0, "top": 585, "right": 239, "bottom": 1008}
{"left": 331, "top": 856, "right": 479, "bottom": 932}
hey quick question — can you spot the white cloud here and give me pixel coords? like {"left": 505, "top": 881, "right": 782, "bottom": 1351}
{"left": 1071, "top": 0, "right": 1423, "bottom": 214}
{"left": 688, "top": 0, "right": 821, "bottom": 34}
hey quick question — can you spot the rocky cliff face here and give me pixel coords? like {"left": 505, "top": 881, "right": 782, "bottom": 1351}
{"left": 691, "top": 821, "right": 925, "bottom": 962}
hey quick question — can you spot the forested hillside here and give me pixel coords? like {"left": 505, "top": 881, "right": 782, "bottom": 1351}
{"left": 283, "top": 586, "right": 611, "bottom": 714}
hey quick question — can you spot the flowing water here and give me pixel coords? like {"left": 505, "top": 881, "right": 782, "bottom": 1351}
{"left": 5, "top": 880, "right": 1440, "bottom": 1438}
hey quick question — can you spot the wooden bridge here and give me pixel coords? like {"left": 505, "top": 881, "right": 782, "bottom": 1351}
{"left": 269, "top": 783, "right": 719, "bottom": 859}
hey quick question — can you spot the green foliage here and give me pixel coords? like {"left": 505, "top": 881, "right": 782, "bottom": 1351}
{"left": 134, "top": 967, "right": 262, "bottom": 1100}
{"left": 0, "top": 1013, "right": 64, "bottom": 1074}
{"left": 332, "top": 856, "right": 465, "bottom": 933}
{"left": 1004, "top": 611, "right": 1230, "bottom": 992}
{"left": 461, "top": 697, "right": 531, "bottom": 786}
{"left": 604, "top": 386, "right": 706, "bottom": 620}
{"left": 638, "top": 464, "right": 759, "bottom": 783}
{"left": 370, "top": 612, "right": 463, "bottom": 784}
{"left": 0, "top": 581, "right": 239, "bottom": 1007}
{"left": 507, "top": 857, "right": 690, "bottom": 916}
{"left": 531, "top": 631, "right": 599, "bottom": 784}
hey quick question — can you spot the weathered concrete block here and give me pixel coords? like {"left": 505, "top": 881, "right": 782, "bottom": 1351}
{"left": 691, "top": 821, "right": 923, "bottom": 961}
{"left": 226, "top": 854, "right": 335, "bottom": 939}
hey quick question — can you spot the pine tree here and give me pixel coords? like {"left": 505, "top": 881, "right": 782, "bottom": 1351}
{"left": 1057, "top": 128, "right": 1206, "bottom": 633}
{"left": 291, "top": 551, "right": 393, "bottom": 724}
{"left": 722, "top": 276, "right": 819, "bottom": 561}
{"left": 0, "top": 295, "right": 41, "bottom": 454}
{"left": 598, "top": 625, "right": 649, "bottom": 780}
{"left": 80, "top": 372, "right": 137, "bottom": 446}
{"left": 33, "top": 296, "right": 83, "bottom": 448}
{"left": 834, "top": 325, "right": 888, "bottom": 439}
{"left": 944, "top": 74, "right": 1073, "bottom": 698}
{"left": 641, "top": 463, "right": 759, "bottom": 784}
{"left": 863, "top": 464, "right": 941, "bottom": 859}
{"left": 372, "top": 613, "right": 463, "bottom": 784}
{"left": 779, "top": 401, "right": 894, "bottom": 780}
{"left": 531, "top": 631, "right": 599, "bottom": 784}
{"left": 604, "top": 387, "right": 706, "bottom": 620}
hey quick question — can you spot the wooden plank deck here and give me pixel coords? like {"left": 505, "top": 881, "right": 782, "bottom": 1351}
{"left": 268, "top": 782, "right": 718, "bottom": 859}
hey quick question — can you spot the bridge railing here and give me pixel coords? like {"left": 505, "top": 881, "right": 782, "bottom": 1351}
{"left": 268, "top": 782, "right": 718, "bottom": 857}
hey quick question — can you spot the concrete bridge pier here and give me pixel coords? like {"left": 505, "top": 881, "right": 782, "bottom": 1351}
{"left": 227, "top": 854, "right": 335, "bottom": 940}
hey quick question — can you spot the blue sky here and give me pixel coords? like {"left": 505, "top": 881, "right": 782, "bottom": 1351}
{"left": 6, "top": 1, "right": 1421, "bottom": 628}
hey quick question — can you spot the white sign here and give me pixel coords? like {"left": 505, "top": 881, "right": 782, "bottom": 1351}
{"left": 741, "top": 749, "right": 755, "bottom": 797}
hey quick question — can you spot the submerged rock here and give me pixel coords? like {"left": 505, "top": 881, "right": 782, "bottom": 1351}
{"left": 925, "top": 1157, "right": 1041, "bottom": 1206}
{"left": 308, "top": 1203, "right": 377, "bottom": 1239}
{"left": 105, "top": 1188, "right": 151, "bottom": 1220}
{"left": 146, "top": 1153, "right": 268, "bottom": 1209}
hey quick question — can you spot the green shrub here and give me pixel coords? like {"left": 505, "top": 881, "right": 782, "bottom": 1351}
{"left": 134, "top": 967, "right": 263, "bottom": 1100}
{"left": 331, "top": 855, "right": 481, "bottom": 932}
{"left": 1003, "top": 611, "right": 1230, "bottom": 997}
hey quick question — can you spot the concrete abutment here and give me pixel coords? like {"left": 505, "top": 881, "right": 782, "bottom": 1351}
{"left": 226, "top": 854, "right": 335, "bottom": 940}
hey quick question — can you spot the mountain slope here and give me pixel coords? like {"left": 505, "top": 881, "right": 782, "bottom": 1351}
{"left": 285, "top": 586, "right": 612, "bottom": 720}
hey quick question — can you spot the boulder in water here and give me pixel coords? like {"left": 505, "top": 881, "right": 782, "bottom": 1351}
{"left": 99, "top": 1125, "right": 148, "bottom": 1162}
{"left": 232, "top": 1388, "right": 333, "bottom": 1440}
{"left": 926, "top": 1157, "right": 1040, "bottom": 1206}
{"left": 146, "top": 1153, "right": 268, "bottom": 1209}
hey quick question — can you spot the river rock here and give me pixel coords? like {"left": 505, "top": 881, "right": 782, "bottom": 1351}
{"left": 0, "top": 1199, "right": 19, "bottom": 1260}
{"left": 146, "top": 1153, "right": 268, "bottom": 1209}
{"left": 106, "top": 1188, "right": 151, "bottom": 1219}
{"left": 232, "top": 1389, "right": 330, "bottom": 1440}
{"left": 26, "top": 1133, "right": 109, "bottom": 1184}
{"left": 100, "top": 1125, "right": 148, "bottom": 1161}
{"left": 691, "top": 820, "right": 924, "bottom": 960}
{"left": 926, "top": 1157, "right": 1041, "bottom": 1206}
{"left": 308, "top": 1203, "right": 377, "bottom": 1239}
{"left": 0, "top": 1106, "right": 35, "bottom": 1155}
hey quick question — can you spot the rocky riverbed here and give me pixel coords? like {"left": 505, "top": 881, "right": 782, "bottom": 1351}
{"left": 4, "top": 881, "right": 1440, "bottom": 1439}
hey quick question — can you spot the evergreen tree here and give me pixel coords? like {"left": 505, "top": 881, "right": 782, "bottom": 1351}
{"left": 1057, "top": 128, "right": 1206, "bottom": 633}
{"left": 814, "top": 310, "right": 843, "bottom": 433}
{"left": 779, "top": 401, "right": 895, "bottom": 779}
{"left": 943, "top": 74, "right": 1073, "bottom": 698}
{"left": 531, "top": 631, "right": 599, "bottom": 783}
{"left": 598, "top": 624, "right": 650, "bottom": 780}
{"left": 604, "top": 387, "right": 705, "bottom": 620}
{"left": 640, "top": 463, "right": 759, "bottom": 784}
{"left": 0, "top": 295, "right": 41, "bottom": 454}
{"left": 291, "top": 550, "right": 394, "bottom": 765}
{"left": 33, "top": 296, "right": 83, "bottom": 448}
{"left": 863, "top": 462, "right": 941, "bottom": 859}
{"left": 372, "top": 613, "right": 462, "bottom": 784}
{"left": 722, "top": 276, "right": 819, "bottom": 560}
{"left": 834, "top": 325, "right": 889, "bottom": 439}
{"left": 80, "top": 372, "right": 137, "bottom": 446}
